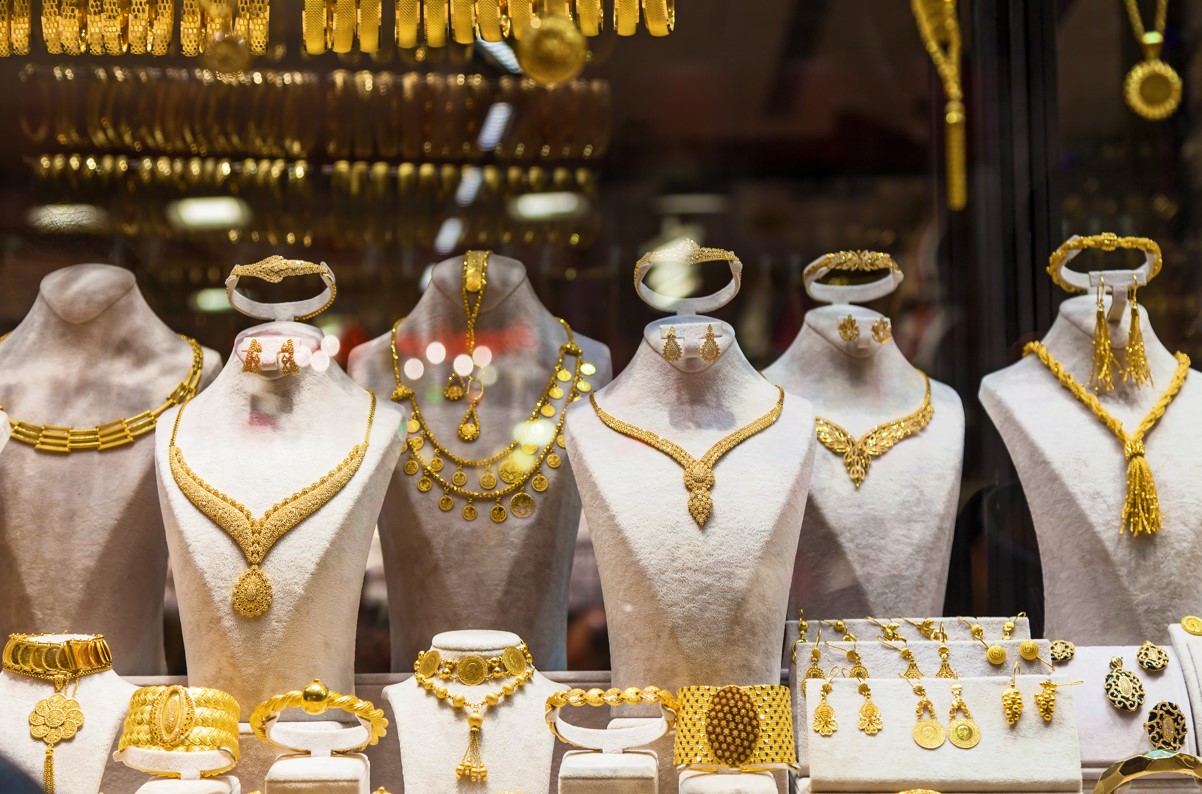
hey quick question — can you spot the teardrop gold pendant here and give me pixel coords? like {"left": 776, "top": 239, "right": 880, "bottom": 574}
{"left": 458, "top": 402, "right": 481, "bottom": 442}
{"left": 232, "top": 565, "right": 273, "bottom": 618}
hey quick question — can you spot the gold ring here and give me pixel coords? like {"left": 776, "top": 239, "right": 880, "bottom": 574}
{"left": 250, "top": 680, "right": 388, "bottom": 752}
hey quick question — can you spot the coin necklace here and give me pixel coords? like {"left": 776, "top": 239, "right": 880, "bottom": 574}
{"left": 413, "top": 644, "right": 535, "bottom": 783}
{"left": 588, "top": 386, "right": 785, "bottom": 527}
{"left": 1122, "top": 0, "right": 1181, "bottom": 120}
{"left": 814, "top": 371, "right": 934, "bottom": 488}
{"left": 168, "top": 391, "right": 376, "bottom": 618}
{"left": 390, "top": 315, "right": 595, "bottom": 524}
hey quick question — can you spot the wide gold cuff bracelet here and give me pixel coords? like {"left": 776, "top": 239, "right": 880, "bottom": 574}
{"left": 673, "top": 685, "right": 798, "bottom": 772}
{"left": 250, "top": 680, "right": 387, "bottom": 753}
{"left": 115, "top": 686, "right": 240, "bottom": 778}
{"left": 1095, "top": 751, "right": 1202, "bottom": 793}
{"left": 545, "top": 686, "right": 677, "bottom": 750}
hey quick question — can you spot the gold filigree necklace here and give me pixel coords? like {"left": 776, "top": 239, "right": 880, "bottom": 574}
{"left": 814, "top": 372, "right": 934, "bottom": 488}
{"left": 588, "top": 387, "right": 785, "bottom": 527}
{"left": 168, "top": 391, "right": 376, "bottom": 617}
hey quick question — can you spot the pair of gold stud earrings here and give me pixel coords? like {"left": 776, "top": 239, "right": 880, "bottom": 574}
{"left": 838, "top": 315, "right": 892, "bottom": 343}
{"left": 661, "top": 324, "right": 721, "bottom": 363}
{"left": 242, "top": 339, "right": 300, "bottom": 376}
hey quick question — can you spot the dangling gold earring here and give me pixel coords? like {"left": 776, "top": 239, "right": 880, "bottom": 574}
{"left": 857, "top": 681, "right": 882, "bottom": 735}
{"left": 812, "top": 680, "right": 838, "bottom": 737}
{"left": 1035, "top": 679, "right": 1082, "bottom": 723}
{"left": 458, "top": 378, "right": 482, "bottom": 442}
{"left": 700, "top": 324, "right": 720, "bottom": 362}
{"left": 826, "top": 641, "right": 868, "bottom": 679}
{"left": 838, "top": 315, "right": 859, "bottom": 342}
{"left": 278, "top": 339, "right": 300, "bottom": 375}
{"left": 444, "top": 372, "right": 467, "bottom": 401}
{"left": 242, "top": 339, "right": 262, "bottom": 374}
{"left": 800, "top": 626, "right": 826, "bottom": 680}
{"left": 935, "top": 641, "right": 957, "bottom": 679}
{"left": 880, "top": 639, "right": 924, "bottom": 679}
{"left": 947, "top": 682, "right": 981, "bottom": 748}
{"left": 907, "top": 679, "right": 945, "bottom": 749}
{"left": 1090, "top": 277, "right": 1119, "bottom": 393}
{"left": 871, "top": 316, "right": 892, "bottom": 343}
{"left": 1124, "top": 284, "right": 1153, "bottom": 388}
{"left": 1002, "top": 662, "right": 1023, "bottom": 726}
{"left": 661, "top": 326, "right": 682, "bottom": 362}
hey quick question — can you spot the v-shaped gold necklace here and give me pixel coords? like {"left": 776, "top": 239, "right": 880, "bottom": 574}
{"left": 168, "top": 391, "right": 376, "bottom": 618}
{"left": 814, "top": 372, "right": 934, "bottom": 488}
{"left": 588, "top": 387, "right": 785, "bottom": 526}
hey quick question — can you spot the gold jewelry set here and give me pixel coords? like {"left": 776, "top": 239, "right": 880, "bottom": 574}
{"left": 27, "top": 0, "right": 172, "bottom": 56}
{"left": 910, "top": 0, "right": 965, "bottom": 210}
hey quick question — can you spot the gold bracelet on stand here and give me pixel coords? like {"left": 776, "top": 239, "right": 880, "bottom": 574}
{"left": 250, "top": 681, "right": 388, "bottom": 753}
{"left": 449, "top": 0, "right": 474, "bottom": 44}
{"left": 575, "top": 0, "right": 601, "bottom": 35}
{"left": 243, "top": 0, "right": 268, "bottom": 53}
{"left": 102, "top": 0, "right": 128, "bottom": 54}
{"left": 180, "top": 0, "right": 201, "bottom": 54}
{"left": 358, "top": 0, "right": 381, "bottom": 52}
{"left": 42, "top": 0, "right": 62, "bottom": 51}
{"left": 642, "top": 0, "right": 672, "bottom": 36}
{"left": 301, "top": 0, "right": 324, "bottom": 52}
{"left": 10, "top": 0, "right": 32, "bottom": 53}
{"left": 394, "top": 0, "right": 417, "bottom": 47}
{"left": 614, "top": 0, "right": 638, "bottom": 36}
{"left": 0, "top": 0, "right": 13, "bottom": 57}
{"left": 127, "top": 0, "right": 147, "bottom": 51}
{"left": 116, "top": 686, "right": 240, "bottom": 778}
{"left": 508, "top": 0, "right": 533, "bottom": 39}
{"left": 331, "top": 0, "right": 353, "bottom": 52}
{"left": 424, "top": 0, "right": 448, "bottom": 46}
{"left": 60, "top": 0, "right": 85, "bottom": 54}
{"left": 86, "top": 0, "right": 105, "bottom": 52}
{"left": 147, "top": 0, "right": 169, "bottom": 52}
{"left": 475, "top": 0, "right": 508, "bottom": 41}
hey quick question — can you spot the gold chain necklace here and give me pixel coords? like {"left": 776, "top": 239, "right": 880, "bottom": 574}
{"left": 413, "top": 644, "right": 535, "bottom": 783}
{"left": 390, "top": 315, "right": 595, "bottom": 524}
{"left": 444, "top": 250, "right": 488, "bottom": 441}
{"left": 0, "top": 334, "right": 203, "bottom": 453}
{"left": 3, "top": 633, "right": 113, "bottom": 794}
{"left": 911, "top": 0, "right": 965, "bottom": 210}
{"left": 1024, "top": 341, "right": 1189, "bottom": 537}
{"left": 168, "top": 391, "right": 376, "bottom": 617}
{"left": 814, "top": 372, "right": 934, "bottom": 488}
{"left": 1122, "top": 0, "right": 1181, "bottom": 120}
{"left": 588, "top": 386, "right": 785, "bottom": 527}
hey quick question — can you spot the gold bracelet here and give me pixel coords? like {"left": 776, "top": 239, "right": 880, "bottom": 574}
{"left": 642, "top": 0, "right": 672, "bottom": 36}
{"left": 331, "top": 0, "right": 353, "bottom": 52}
{"left": 449, "top": 0, "right": 473, "bottom": 44}
{"left": 1096, "top": 752, "right": 1202, "bottom": 793}
{"left": 250, "top": 680, "right": 388, "bottom": 752}
{"left": 673, "top": 685, "right": 798, "bottom": 772}
{"left": 575, "top": 0, "right": 601, "bottom": 35}
{"left": 116, "top": 686, "right": 240, "bottom": 777}
{"left": 302, "top": 0, "right": 325, "bottom": 52}
{"left": 147, "top": 0, "right": 169, "bottom": 53}
{"left": 86, "top": 0, "right": 104, "bottom": 51}
{"left": 42, "top": 0, "right": 61, "bottom": 51}
{"left": 358, "top": 0, "right": 381, "bottom": 52}
{"left": 241, "top": 0, "right": 267, "bottom": 53}
{"left": 416, "top": 644, "right": 533, "bottom": 685}
{"left": 127, "top": 0, "right": 147, "bottom": 50}
{"left": 60, "top": 0, "right": 85, "bottom": 54}
{"left": 613, "top": 0, "right": 638, "bottom": 36}
{"left": 1046, "top": 232, "right": 1162, "bottom": 294}
{"left": 180, "top": 0, "right": 201, "bottom": 54}
{"left": 545, "top": 686, "right": 677, "bottom": 748}
{"left": 424, "top": 0, "right": 448, "bottom": 46}
{"left": 0, "top": 0, "right": 12, "bottom": 57}
{"left": 475, "top": 0, "right": 508, "bottom": 40}
{"left": 10, "top": 0, "right": 31, "bottom": 53}
{"left": 508, "top": 0, "right": 533, "bottom": 39}
{"left": 102, "top": 0, "right": 127, "bottom": 54}
{"left": 394, "top": 0, "right": 418, "bottom": 46}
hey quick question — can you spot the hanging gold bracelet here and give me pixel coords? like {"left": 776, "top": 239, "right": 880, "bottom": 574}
{"left": 330, "top": 0, "right": 354, "bottom": 52}
{"left": 250, "top": 680, "right": 388, "bottom": 753}
{"left": 358, "top": 0, "right": 381, "bottom": 52}
{"left": 425, "top": 0, "right": 448, "bottom": 46}
{"left": 180, "top": 0, "right": 201, "bottom": 54}
{"left": 10, "top": 0, "right": 31, "bottom": 53}
{"left": 613, "top": 0, "right": 638, "bottom": 36}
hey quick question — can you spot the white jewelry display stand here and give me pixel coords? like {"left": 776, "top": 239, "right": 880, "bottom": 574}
{"left": 679, "top": 771, "right": 778, "bottom": 794}
{"left": 117, "top": 744, "right": 239, "bottom": 785}
{"left": 0, "top": 409, "right": 8, "bottom": 455}
{"left": 556, "top": 714, "right": 667, "bottom": 793}
{"left": 0, "top": 265, "right": 221, "bottom": 675}
{"left": 1168, "top": 625, "right": 1202, "bottom": 757}
{"left": 763, "top": 306, "right": 963, "bottom": 619}
{"left": 981, "top": 295, "right": 1202, "bottom": 645}
{"left": 383, "top": 630, "right": 557, "bottom": 794}
{"left": 264, "top": 752, "right": 370, "bottom": 793}
{"left": 155, "top": 323, "right": 403, "bottom": 710}
{"left": 0, "top": 637, "right": 136, "bottom": 793}
{"left": 135, "top": 778, "right": 240, "bottom": 794}
{"left": 347, "top": 254, "right": 612, "bottom": 671}
{"left": 781, "top": 617, "right": 1033, "bottom": 666}
{"left": 804, "top": 677, "right": 1081, "bottom": 792}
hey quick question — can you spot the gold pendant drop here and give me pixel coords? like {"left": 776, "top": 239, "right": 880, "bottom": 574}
{"left": 490, "top": 503, "right": 507, "bottom": 523}
{"left": 812, "top": 681, "right": 837, "bottom": 736}
{"left": 546, "top": 453, "right": 562, "bottom": 469}
{"left": 683, "top": 462, "right": 717, "bottom": 526}
{"left": 439, "top": 494, "right": 455, "bottom": 512}
{"left": 457, "top": 402, "right": 481, "bottom": 442}
{"left": 947, "top": 684, "right": 980, "bottom": 749}
{"left": 232, "top": 565, "right": 273, "bottom": 618}
{"left": 1137, "top": 640, "right": 1170, "bottom": 672}
{"left": 462, "top": 502, "right": 478, "bottom": 521}
{"left": 456, "top": 709, "right": 488, "bottom": 782}
{"left": 1125, "top": 57, "right": 1181, "bottom": 120}
{"left": 30, "top": 689, "right": 85, "bottom": 794}
{"left": 909, "top": 683, "right": 945, "bottom": 750}
{"left": 531, "top": 472, "right": 549, "bottom": 493}
{"left": 510, "top": 491, "right": 535, "bottom": 519}
{"left": 480, "top": 469, "right": 497, "bottom": 490}
{"left": 1105, "top": 656, "right": 1146, "bottom": 711}
{"left": 856, "top": 682, "right": 882, "bottom": 735}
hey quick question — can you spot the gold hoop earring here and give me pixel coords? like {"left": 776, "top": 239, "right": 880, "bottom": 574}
{"left": 871, "top": 316, "right": 891, "bottom": 343}
{"left": 278, "top": 339, "right": 300, "bottom": 375}
{"left": 838, "top": 315, "right": 859, "bottom": 342}
{"left": 661, "top": 326, "right": 682, "bottom": 362}
{"left": 700, "top": 324, "right": 720, "bottom": 362}
{"left": 242, "top": 338, "right": 262, "bottom": 374}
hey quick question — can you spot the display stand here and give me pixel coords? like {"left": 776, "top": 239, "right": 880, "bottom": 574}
{"left": 0, "top": 409, "right": 8, "bottom": 455}
{"left": 679, "top": 770, "right": 779, "bottom": 794}
{"left": 763, "top": 305, "right": 964, "bottom": 620}
{"left": 347, "top": 253, "right": 612, "bottom": 671}
{"left": 156, "top": 322, "right": 403, "bottom": 711}
{"left": 1168, "top": 625, "right": 1202, "bottom": 756}
{"left": 804, "top": 677, "right": 1081, "bottom": 792}
{"left": 135, "top": 778, "right": 240, "bottom": 794}
{"left": 0, "top": 264, "right": 221, "bottom": 675}
{"left": 557, "top": 716, "right": 666, "bottom": 793}
{"left": 264, "top": 753, "right": 369, "bottom": 793}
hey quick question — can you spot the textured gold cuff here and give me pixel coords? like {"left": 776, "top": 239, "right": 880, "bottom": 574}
{"left": 642, "top": 0, "right": 672, "bottom": 36}
{"left": 117, "top": 686, "right": 240, "bottom": 777}
{"left": 613, "top": 0, "right": 638, "bottom": 36}
{"left": 59, "top": 0, "right": 85, "bottom": 54}
{"left": 358, "top": 0, "right": 381, "bottom": 52}
{"left": 0, "top": 0, "right": 12, "bottom": 57}
{"left": 42, "top": 0, "right": 62, "bottom": 51}
{"left": 673, "top": 685, "right": 798, "bottom": 772}
{"left": 1046, "top": 233, "right": 1163, "bottom": 294}
{"left": 575, "top": 0, "right": 601, "bottom": 36}
{"left": 127, "top": 0, "right": 147, "bottom": 51}
{"left": 250, "top": 680, "right": 388, "bottom": 753}
{"left": 424, "top": 0, "right": 448, "bottom": 46}
{"left": 179, "top": 0, "right": 201, "bottom": 54}
{"left": 86, "top": 0, "right": 104, "bottom": 52}
{"left": 10, "top": 0, "right": 31, "bottom": 53}
{"left": 301, "top": 0, "right": 325, "bottom": 52}
{"left": 331, "top": 0, "right": 354, "bottom": 52}
{"left": 147, "top": 0, "right": 170, "bottom": 53}
{"left": 449, "top": 0, "right": 474, "bottom": 44}
{"left": 475, "top": 0, "right": 509, "bottom": 41}
{"left": 394, "top": 0, "right": 418, "bottom": 47}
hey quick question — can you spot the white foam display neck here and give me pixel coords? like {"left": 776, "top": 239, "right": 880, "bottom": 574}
{"left": 0, "top": 264, "right": 221, "bottom": 675}
{"left": 264, "top": 752, "right": 369, "bottom": 792}
{"left": 384, "top": 630, "right": 557, "bottom": 794}
{"left": 980, "top": 296, "right": 1202, "bottom": 644}
{"left": 0, "top": 663, "right": 136, "bottom": 793}
{"left": 155, "top": 322, "right": 404, "bottom": 712}
{"left": 764, "top": 307, "right": 964, "bottom": 620}
{"left": 346, "top": 254, "right": 612, "bottom": 671}
{"left": 804, "top": 677, "right": 1081, "bottom": 791}
{"left": 679, "top": 769, "right": 779, "bottom": 793}
{"left": 135, "top": 776, "right": 240, "bottom": 793}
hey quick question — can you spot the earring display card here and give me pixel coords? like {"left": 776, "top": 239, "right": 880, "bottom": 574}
{"left": 804, "top": 677, "right": 1081, "bottom": 792}
{"left": 783, "top": 617, "right": 1033, "bottom": 662}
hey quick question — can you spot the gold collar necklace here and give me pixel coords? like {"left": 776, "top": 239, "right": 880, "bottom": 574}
{"left": 3, "top": 633, "right": 113, "bottom": 793}
{"left": 1024, "top": 341, "right": 1189, "bottom": 537}
{"left": 588, "top": 386, "right": 785, "bottom": 527}
{"left": 168, "top": 391, "right": 376, "bottom": 618}
{"left": 814, "top": 371, "right": 934, "bottom": 488}
{"left": 0, "top": 334, "right": 203, "bottom": 453}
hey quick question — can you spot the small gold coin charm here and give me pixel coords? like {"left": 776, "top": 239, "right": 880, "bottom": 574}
{"left": 480, "top": 470, "right": 497, "bottom": 490}
{"left": 556, "top": 434, "right": 566, "bottom": 449}
{"left": 510, "top": 491, "right": 535, "bottom": 519}
{"left": 490, "top": 503, "right": 508, "bottom": 523}
{"left": 549, "top": 386, "right": 564, "bottom": 400}
{"left": 403, "top": 459, "right": 419, "bottom": 476}
{"left": 499, "top": 458, "right": 523, "bottom": 484}
{"left": 456, "top": 655, "right": 488, "bottom": 686}
{"left": 1137, "top": 640, "right": 1170, "bottom": 672}
{"left": 452, "top": 469, "right": 468, "bottom": 487}
{"left": 556, "top": 369, "right": 572, "bottom": 382}
{"left": 502, "top": 646, "right": 528, "bottom": 676}
{"left": 407, "top": 418, "right": 420, "bottom": 433}
{"left": 914, "top": 718, "right": 945, "bottom": 749}
{"left": 948, "top": 684, "right": 981, "bottom": 749}
{"left": 1125, "top": 58, "right": 1182, "bottom": 120}
{"left": 463, "top": 503, "right": 478, "bottom": 521}
{"left": 531, "top": 473, "right": 549, "bottom": 492}
{"left": 540, "top": 403, "right": 556, "bottom": 418}
{"left": 439, "top": 494, "right": 454, "bottom": 511}
{"left": 1183, "top": 615, "right": 1202, "bottom": 636}
{"left": 417, "top": 477, "right": 433, "bottom": 493}
{"left": 408, "top": 436, "right": 424, "bottom": 451}
{"left": 581, "top": 362, "right": 597, "bottom": 376}
{"left": 429, "top": 456, "right": 445, "bottom": 473}
{"left": 546, "top": 453, "right": 561, "bottom": 469}
{"left": 417, "top": 649, "right": 441, "bottom": 678}
{"left": 1104, "top": 657, "right": 1146, "bottom": 711}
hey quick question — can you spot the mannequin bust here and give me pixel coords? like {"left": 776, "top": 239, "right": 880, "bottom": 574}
{"left": 156, "top": 322, "right": 403, "bottom": 710}
{"left": 0, "top": 265, "right": 221, "bottom": 675}
{"left": 384, "top": 629, "right": 557, "bottom": 794}
{"left": 348, "top": 253, "right": 612, "bottom": 671}
{"left": 981, "top": 293, "right": 1202, "bottom": 643}
{"left": 565, "top": 316, "right": 816, "bottom": 691}
{"left": 763, "top": 304, "right": 964, "bottom": 618}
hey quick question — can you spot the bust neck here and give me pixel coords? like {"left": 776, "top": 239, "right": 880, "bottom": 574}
{"left": 429, "top": 630, "right": 522, "bottom": 660}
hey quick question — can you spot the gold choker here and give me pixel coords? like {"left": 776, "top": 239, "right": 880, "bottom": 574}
{"left": 416, "top": 643, "right": 532, "bottom": 686}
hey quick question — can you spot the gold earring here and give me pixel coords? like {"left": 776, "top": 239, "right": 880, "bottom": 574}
{"left": 661, "top": 326, "right": 682, "bottom": 362}
{"left": 880, "top": 640, "right": 924, "bottom": 679}
{"left": 960, "top": 616, "right": 1006, "bottom": 666}
{"left": 1104, "top": 656, "right": 1146, "bottom": 711}
{"left": 444, "top": 372, "right": 467, "bottom": 400}
{"left": 1001, "top": 612, "right": 1024, "bottom": 640}
{"left": 867, "top": 616, "right": 903, "bottom": 642}
{"left": 857, "top": 681, "right": 882, "bottom": 735}
{"left": 821, "top": 619, "right": 857, "bottom": 642}
{"left": 1137, "top": 640, "right": 1170, "bottom": 672}
{"left": 947, "top": 682, "right": 981, "bottom": 748}
{"left": 907, "top": 679, "right": 945, "bottom": 750}
{"left": 242, "top": 339, "right": 262, "bottom": 374}
{"left": 1090, "top": 277, "right": 1119, "bottom": 393}
{"left": 826, "top": 641, "right": 868, "bottom": 679}
{"left": 871, "top": 316, "right": 891, "bottom": 343}
{"left": 278, "top": 339, "right": 300, "bottom": 375}
{"left": 812, "top": 680, "right": 838, "bottom": 737}
{"left": 801, "top": 626, "right": 825, "bottom": 680}
{"left": 1145, "top": 701, "right": 1188, "bottom": 752}
{"left": 1019, "top": 640, "right": 1040, "bottom": 662}
{"left": 1002, "top": 662, "right": 1023, "bottom": 726}
{"left": 1050, "top": 639, "right": 1076, "bottom": 663}
{"left": 1033, "top": 679, "right": 1082, "bottom": 723}
{"left": 1124, "top": 284, "right": 1153, "bottom": 388}
{"left": 935, "top": 641, "right": 957, "bottom": 679}
{"left": 700, "top": 324, "right": 720, "bottom": 362}
{"left": 838, "top": 315, "right": 859, "bottom": 342}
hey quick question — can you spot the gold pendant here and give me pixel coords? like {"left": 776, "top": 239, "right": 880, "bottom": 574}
{"left": 948, "top": 717, "right": 980, "bottom": 748}
{"left": 29, "top": 692, "right": 84, "bottom": 748}
{"left": 444, "top": 373, "right": 467, "bottom": 401}
{"left": 455, "top": 655, "right": 488, "bottom": 686}
{"left": 462, "top": 503, "right": 478, "bottom": 521}
{"left": 913, "top": 718, "right": 945, "bottom": 749}
{"left": 499, "top": 458, "right": 524, "bottom": 484}
{"left": 480, "top": 470, "right": 497, "bottom": 490}
{"left": 812, "top": 700, "right": 837, "bottom": 737}
{"left": 232, "top": 565, "right": 273, "bottom": 618}
{"left": 546, "top": 453, "right": 561, "bottom": 469}
{"left": 1104, "top": 657, "right": 1146, "bottom": 711}
{"left": 509, "top": 492, "right": 535, "bottom": 519}
{"left": 403, "top": 458, "right": 419, "bottom": 476}
{"left": 490, "top": 503, "right": 507, "bottom": 523}
{"left": 531, "top": 473, "right": 549, "bottom": 492}
{"left": 1146, "top": 701, "right": 1188, "bottom": 752}
{"left": 1137, "top": 640, "right": 1170, "bottom": 672}
{"left": 452, "top": 470, "right": 468, "bottom": 487}
{"left": 457, "top": 403, "right": 481, "bottom": 442}
{"left": 1124, "top": 58, "right": 1182, "bottom": 120}
{"left": 439, "top": 495, "right": 454, "bottom": 511}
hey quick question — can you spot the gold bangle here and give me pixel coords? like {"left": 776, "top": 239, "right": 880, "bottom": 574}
{"left": 241, "top": 0, "right": 267, "bottom": 53}
{"left": 394, "top": 0, "right": 418, "bottom": 46}
{"left": 330, "top": 0, "right": 353, "bottom": 52}
{"left": 0, "top": 0, "right": 12, "bottom": 57}
{"left": 116, "top": 686, "right": 240, "bottom": 778}
{"left": 474, "top": 0, "right": 508, "bottom": 41}
{"left": 59, "top": 0, "right": 85, "bottom": 53}
{"left": 449, "top": 0, "right": 473, "bottom": 44}
{"left": 302, "top": 0, "right": 325, "bottom": 52}
{"left": 613, "top": 0, "right": 638, "bottom": 36}
{"left": 641, "top": 0, "right": 672, "bottom": 36}
{"left": 127, "top": 0, "right": 147, "bottom": 51}
{"left": 86, "top": 0, "right": 104, "bottom": 51}
{"left": 358, "top": 0, "right": 381, "bottom": 52}
{"left": 1046, "top": 232, "right": 1163, "bottom": 294}
{"left": 102, "top": 0, "right": 127, "bottom": 54}
{"left": 424, "top": 0, "right": 448, "bottom": 46}
{"left": 508, "top": 0, "right": 533, "bottom": 39}
{"left": 10, "top": 0, "right": 31, "bottom": 53}
{"left": 180, "top": 0, "right": 201, "bottom": 54}
{"left": 1096, "top": 752, "right": 1202, "bottom": 793}
{"left": 575, "top": 0, "right": 600, "bottom": 35}
{"left": 42, "top": 0, "right": 61, "bottom": 51}
{"left": 672, "top": 685, "right": 798, "bottom": 772}
{"left": 147, "top": 0, "right": 170, "bottom": 53}
{"left": 250, "top": 680, "right": 387, "bottom": 752}
{"left": 545, "top": 687, "right": 677, "bottom": 748}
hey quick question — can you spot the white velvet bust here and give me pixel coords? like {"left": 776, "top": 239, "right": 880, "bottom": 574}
{"left": 0, "top": 265, "right": 221, "bottom": 675}
{"left": 348, "top": 254, "right": 612, "bottom": 671}
{"left": 763, "top": 304, "right": 964, "bottom": 618}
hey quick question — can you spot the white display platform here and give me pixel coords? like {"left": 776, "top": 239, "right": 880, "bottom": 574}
{"left": 264, "top": 753, "right": 369, "bottom": 793}
{"left": 135, "top": 777, "right": 240, "bottom": 794}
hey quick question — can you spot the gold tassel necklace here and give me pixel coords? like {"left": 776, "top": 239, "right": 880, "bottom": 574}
{"left": 1023, "top": 341, "right": 1189, "bottom": 537}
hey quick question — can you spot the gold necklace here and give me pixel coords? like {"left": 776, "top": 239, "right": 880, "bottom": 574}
{"left": 3, "top": 633, "right": 113, "bottom": 794}
{"left": 390, "top": 316, "right": 595, "bottom": 524}
{"left": 445, "top": 250, "right": 488, "bottom": 441}
{"left": 168, "top": 391, "right": 376, "bottom": 618}
{"left": 1024, "top": 341, "right": 1189, "bottom": 537}
{"left": 1122, "top": 0, "right": 1181, "bottom": 120}
{"left": 588, "top": 387, "right": 786, "bottom": 527}
{"left": 911, "top": 0, "right": 965, "bottom": 210}
{"left": 0, "top": 334, "right": 203, "bottom": 453}
{"left": 413, "top": 644, "right": 534, "bottom": 783}
{"left": 814, "top": 372, "right": 934, "bottom": 488}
